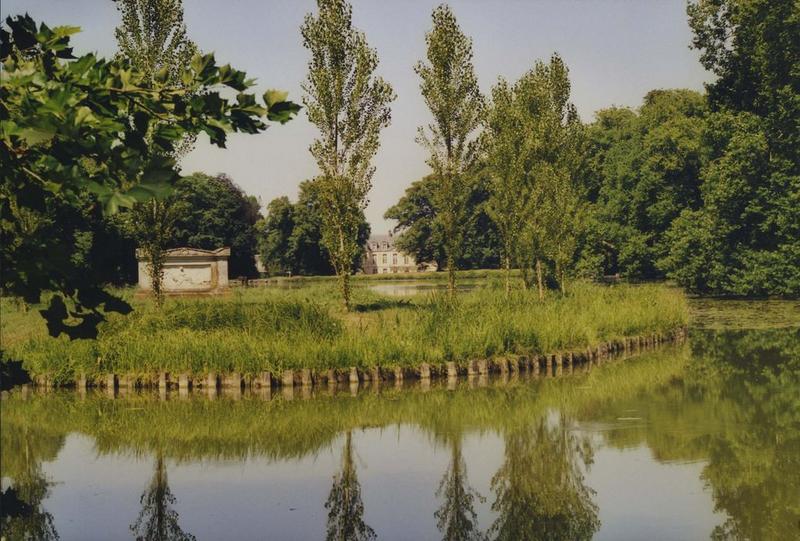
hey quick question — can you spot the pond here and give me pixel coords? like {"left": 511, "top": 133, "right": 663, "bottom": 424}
{"left": 1, "top": 301, "right": 798, "bottom": 540}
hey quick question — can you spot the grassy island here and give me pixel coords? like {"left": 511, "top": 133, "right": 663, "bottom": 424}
{"left": 1, "top": 280, "right": 687, "bottom": 385}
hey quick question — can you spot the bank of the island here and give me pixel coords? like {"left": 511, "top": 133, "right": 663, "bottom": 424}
{"left": 0, "top": 281, "right": 688, "bottom": 389}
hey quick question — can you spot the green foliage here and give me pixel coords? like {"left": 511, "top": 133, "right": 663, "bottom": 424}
{"left": 170, "top": 173, "right": 262, "bottom": 278}
{"left": 660, "top": 107, "right": 800, "bottom": 295}
{"left": 416, "top": 4, "right": 484, "bottom": 294}
{"left": 114, "top": 0, "right": 199, "bottom": 164}
{"left": 0, "top": 15, "right": 299, "bottom": 336}
{"left": 302, "top": 0, "right": 395, "bottom": 310}
{"left": 582, "top": 89, "right": 708, "bottom": 279}
{"left": 671, "top": 0, "right": 800, "bottom": 296}
{"left": 384, "top": 173, "right": 500, "bottom": 271}
{"left": 484, "top": 54, "right": 586, "bottom": 295}
{"left": 1, "top": 282, "right": 687, "bottom": 382}
{"left": 259, "top": 181, "right": 370, "bottom": 276}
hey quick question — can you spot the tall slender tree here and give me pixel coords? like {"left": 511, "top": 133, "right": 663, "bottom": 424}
{"left": 484, "top": 79, "right": 533, "bottom": 296}
{"left": 114, "top": 0, "right": 198, "bottom": 306}
{"left": 302, "top": 0, "right": 394, "bottom": 310}
{"left": 515, "top": 55, "right": 583, "bottom": 298}
{"left": 415, "top": 4, "right": 484, "bottom": 297}
{"left": 484, "top": 55, "right": 582, "bottom": 298}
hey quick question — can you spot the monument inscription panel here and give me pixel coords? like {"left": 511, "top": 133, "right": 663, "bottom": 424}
{"left": 137, "top": 247, "right": 230, "bottom": 294}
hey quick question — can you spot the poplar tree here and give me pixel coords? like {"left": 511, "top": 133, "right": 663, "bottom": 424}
{"left": 301, "top": 0, "right": 394, "bottom": 310}
{"left": 515, "top": 55, "right": 582, "bottom": 298}
{"left": 485, "top": 55, "right": 582, "bottom": 298}
{"left": 114, "top": 0, "right": 198, "bottom": 306}
{"left": 415, "top": 4, "right": 484, "bottom": 297}
{"left": 484, "top": 79, "right": 532, "bottom": 296}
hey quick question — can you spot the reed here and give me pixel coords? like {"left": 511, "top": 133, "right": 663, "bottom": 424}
{"left": 1, "top": 281, "right": 688, "bottom": 383}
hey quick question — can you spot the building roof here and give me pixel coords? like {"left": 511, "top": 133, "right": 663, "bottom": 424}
{"left": 366, "top": 234, "right": 397, "bottom": 251}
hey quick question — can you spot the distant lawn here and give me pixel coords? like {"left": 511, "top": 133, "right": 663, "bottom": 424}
{"left": 257, "top": 268, "right": 513, "bottom": 282}
{"left": 1, "top": 280, "right": 688, "bottom": 384}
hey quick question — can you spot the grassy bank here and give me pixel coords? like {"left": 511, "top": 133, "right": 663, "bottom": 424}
{"left": 1, "top": 281, "right": 688, "bottom": 384}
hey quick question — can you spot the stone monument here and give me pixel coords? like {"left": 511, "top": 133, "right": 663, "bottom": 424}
{"left": 137, "top": 247, "right": 230, "bottom": 295}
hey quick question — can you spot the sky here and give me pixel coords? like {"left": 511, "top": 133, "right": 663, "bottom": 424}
{"left": 4, "top": 0, "right": 712, "bottom": 233}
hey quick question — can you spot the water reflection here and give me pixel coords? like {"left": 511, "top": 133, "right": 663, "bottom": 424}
{"left": 1, "top": 306, "right": 798, "bottom": 540}
{"left": 0, "top": 424, "right": 61, "bottom": 540}
{"left": 130, "top": 452, "right": 195, "bottom": 541}
{"left": 490, "top": 415, "right": 599, "bottom": 541}
{"left": 435, "top": 438, "right": 485, "bottom": 541}
{"left": 325, "top": 430, "right": 375, "bottom": 541}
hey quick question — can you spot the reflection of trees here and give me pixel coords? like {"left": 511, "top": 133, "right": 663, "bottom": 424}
{"left": 596, "top": 327, "right": 800, "bottom": 541}
{"left": 325, "top": 430, "right": 375, "bottom": 541}
{"left": 130, "top": 452, "right": 195, "bottom": 541}
{"left": 689, "top": 328, "right": 800, "bottom": 541}
{"left": 434, "top": 438, "right": 486, "bottom": 541}
{"left": 490, "top": 415, "right": 599, "bottom": 541}
{"left": 0, "top": 425, "right": 61, "bottom": 540}
{"left": 0, "top": 476, "right": 59, "bottom": 540}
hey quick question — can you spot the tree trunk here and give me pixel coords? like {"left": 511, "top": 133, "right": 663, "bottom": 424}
{"left": 504, "top": 253, "right": 511, "bottom": 297}
{"left": 337, "top": 227, "right": 351, "bottom": 311}
{"left": 536, "top": 258, "right": 545, "bottom": 301}
{"left": 340, "top": 271, "right": 351, "bottom": 312}
{"left": 447, "top": 253, "right": 456, "bottom": 299}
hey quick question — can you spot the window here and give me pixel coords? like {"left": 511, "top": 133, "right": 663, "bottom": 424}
{"left": 392, "top": 253, "right": 397, "bottom": 265}
{"left": 382, "top": 254, "right": 387, "bottom": 264}
{"left": 403, "top": 256, "right": 408, "bottom": 265}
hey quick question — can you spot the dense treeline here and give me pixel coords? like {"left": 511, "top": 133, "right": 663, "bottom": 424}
{"left": 258, "top": 181, "right": 370, "bottom": 276}
{"left": 383, "top": 173, "right": 500, "bottom": 271}
{"left": 383, "top": 0, "right": 798, "bottom": 297}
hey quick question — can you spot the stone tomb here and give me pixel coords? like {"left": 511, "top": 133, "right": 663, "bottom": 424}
{"left": 137, "top": 247, "right": 230, "bottom": 295}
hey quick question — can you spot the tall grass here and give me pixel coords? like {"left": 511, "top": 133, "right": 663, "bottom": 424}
{"left": 1, "top": 281, "right": 688, "bottom": 383}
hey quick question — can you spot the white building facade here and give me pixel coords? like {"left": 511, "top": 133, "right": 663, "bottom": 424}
{"left": 361, "top": 234, "right": 437, "bottom": 275}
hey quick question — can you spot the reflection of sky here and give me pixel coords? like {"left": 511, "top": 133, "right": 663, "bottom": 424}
{"left": 40, "top": 426, "right": 724, "bottom": 540}
{"left": 589, "top": 445, "right": 725, "bottom": 541}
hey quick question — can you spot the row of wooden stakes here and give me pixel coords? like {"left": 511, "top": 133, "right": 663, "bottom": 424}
{"left": 32, "top": 327, "right": 687, "bottom": 391}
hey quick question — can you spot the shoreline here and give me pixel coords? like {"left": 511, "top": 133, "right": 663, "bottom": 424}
{"left": 28, "top": 326, "right": 687, "bottom": 391}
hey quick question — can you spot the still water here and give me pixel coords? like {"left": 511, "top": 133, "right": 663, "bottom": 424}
{"left": 1, "top": 301, "right": 798, "bottom": 541}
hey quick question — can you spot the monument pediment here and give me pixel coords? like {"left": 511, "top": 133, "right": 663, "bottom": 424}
{"left": 136, "top": 247, "right": 231, "bottom": 259}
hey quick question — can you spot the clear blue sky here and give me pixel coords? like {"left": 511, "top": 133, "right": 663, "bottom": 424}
{"left": 3, "top": 0, "right": 711, "bottom": 233}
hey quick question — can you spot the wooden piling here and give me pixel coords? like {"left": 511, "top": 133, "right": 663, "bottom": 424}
{"left": 419, "top": 363, "right": 431, "bottom": 379}
{"left": 223, "top": 372, "right": 242, "bottom": 389}
{"left": 256, "top": 372, "right": 272, "bottom": 388}
{"left": 447, "top": 362, "right": 458, "bottom": 378}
